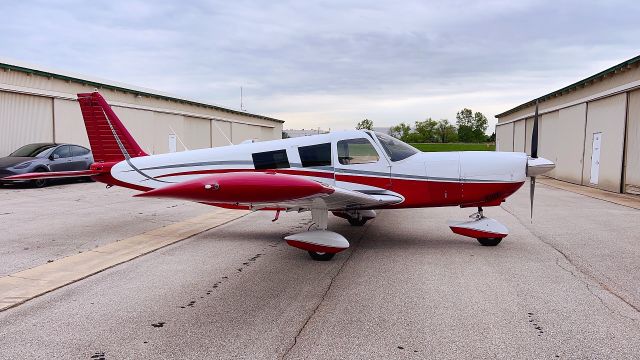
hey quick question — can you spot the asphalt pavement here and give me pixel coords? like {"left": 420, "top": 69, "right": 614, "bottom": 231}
{"left": 1, "top": 183, "right": 639, "bottom": 359}
{"left": 0, "top": 181, "right": 211, "bottom": 276}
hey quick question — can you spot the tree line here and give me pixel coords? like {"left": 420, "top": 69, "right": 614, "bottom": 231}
{"left": 356, "top": 108, "right": 494, "bottom": 143}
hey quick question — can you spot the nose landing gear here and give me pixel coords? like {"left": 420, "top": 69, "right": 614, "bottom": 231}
{"left": 447, "top": 207, "right": 508, "bottom": 246}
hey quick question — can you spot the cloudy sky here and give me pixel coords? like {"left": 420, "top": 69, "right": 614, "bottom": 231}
{"left": 1, "top": 0, "right": 638, "bottom": 132}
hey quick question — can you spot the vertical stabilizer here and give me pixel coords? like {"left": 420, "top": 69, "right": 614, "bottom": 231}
{"left": 77, "top": 92, "right": 147, "bottom": 162}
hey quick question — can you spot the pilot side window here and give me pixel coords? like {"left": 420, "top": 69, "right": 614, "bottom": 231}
{"left": 337, "top": 138, "right": 380, "bottom": 165}
{"left": 298, "top": 143, "right": 332, "bottom": 167}
{"left": 252, "top": 149, "right": 290, "bottom": 170}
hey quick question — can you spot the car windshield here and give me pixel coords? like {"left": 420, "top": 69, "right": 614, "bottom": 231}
{"left": 9, "top": 143, "right": 57, "bottom": 157}
{"left": 374, "top": 132, "right": 419, "bottom": 161}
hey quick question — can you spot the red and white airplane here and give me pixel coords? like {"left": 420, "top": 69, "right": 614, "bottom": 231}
{"left": 8, "top": 92, "right": 554, "bottom": 260}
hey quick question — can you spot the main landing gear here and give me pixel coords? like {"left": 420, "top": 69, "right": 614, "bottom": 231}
{"left": 447, "top": 207, "right": 508, "bottom": 246}
{"left": 284, "top": 201, "right": 350, "bottom": 261}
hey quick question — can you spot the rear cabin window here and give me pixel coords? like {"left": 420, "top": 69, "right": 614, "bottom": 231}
{"left": 298, "top": 143, "right": 332, "bottom": 167}
{"left": 70, "top": 145, "right": 90, "bottom": 156}
{"left": 252, "top": 149, "right": 290, "bottom": 169}
{"left": 337, "top": 138, "right": 380, "bottom": 165}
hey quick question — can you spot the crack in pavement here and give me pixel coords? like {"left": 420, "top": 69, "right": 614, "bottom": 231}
{"left": 555, "top": 258, "right": 638, "bottom": 322}
{"left": 281, "top": 224, "right": 371, "bottom": 360}
{"left": 502, "top": 204, "right": 640, "bottom": 320}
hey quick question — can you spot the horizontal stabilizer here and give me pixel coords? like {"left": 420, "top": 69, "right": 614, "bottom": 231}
{"left": 4, "top": 170, "right": 100, "bottom": 181}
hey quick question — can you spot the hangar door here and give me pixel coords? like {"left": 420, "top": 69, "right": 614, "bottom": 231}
{"left": 232, "top": 123, "right": 264, "bottom": 144}
{"left": 625, "top": 90, "right": 640, "bottom": 194}
{"left": 0, "top": 92, "right": 53, "bottom": 156}
{"left": 184, "top": 116, "right": 211, "bottom": 149}
{"left": 513, "top": 120, "right": 526, "bottom": 153}
{"left": 495, "top": 122, "right": 514, "bottom": 152}
{"left": 581, "top": 94, "right": 626, "bottom": 192}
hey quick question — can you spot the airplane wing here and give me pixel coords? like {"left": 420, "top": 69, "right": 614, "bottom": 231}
{"left": 135, "top": 172, "right": 403, "bottom": 211}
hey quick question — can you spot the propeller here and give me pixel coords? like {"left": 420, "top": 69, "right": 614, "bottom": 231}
{"left": 529, "top": 99, "right": 539, "bottom": 220}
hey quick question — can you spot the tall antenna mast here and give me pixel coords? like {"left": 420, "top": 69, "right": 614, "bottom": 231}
{"left": 240, "top": 86, "right": 246, "bottom": 111}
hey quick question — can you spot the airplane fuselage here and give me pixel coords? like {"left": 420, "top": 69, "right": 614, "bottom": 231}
{"left": 107, "top": 130, "right": 527, "bottom": 210}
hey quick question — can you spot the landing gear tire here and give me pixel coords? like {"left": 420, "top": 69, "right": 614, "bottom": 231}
{"left": 347, "top": 218, "right": 368, "bottom": 226}
{"left": 477, "top": 237, "right": 502, "bottom": 246}
{"left": 308, "top": 251, "right": 336, "bottom": 261}
{"left": 32, "top": 169, "right": 48, "bottom": 188}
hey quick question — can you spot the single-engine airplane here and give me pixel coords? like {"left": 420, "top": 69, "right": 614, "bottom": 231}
{"left": 7, "top": 92, "right": 554, "bottom": 261}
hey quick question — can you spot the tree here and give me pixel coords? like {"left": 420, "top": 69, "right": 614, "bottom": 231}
{"left": 388, "top": 123, "right": 412, "bottom": 140}
{"left": 282, "top": 131, "right": 290, "bottom": 139}
{"left": 456, "top": 108, "right": 488, "bottom": 142}
{"left": 414, "top": 118, "right": 439, "bottom": 143}
{"left": 434, "top": 119, "right": 458, "bottom": 143}
{"left": 473, "top": 112, "right": 488, "bottom": 141}
{"left": 356, "top": 119, "right": 374, "bottom": 130}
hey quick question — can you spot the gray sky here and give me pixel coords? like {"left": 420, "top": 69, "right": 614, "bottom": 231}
{"left": 1, "top": 0, "right": 638, "bottom": 132}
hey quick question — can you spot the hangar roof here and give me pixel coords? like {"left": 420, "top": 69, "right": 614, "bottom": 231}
{"left": 0, "top": 58, "right": 284, "bottom": 124}
{"left": 496, "top": 54, "right": 640, "bottom": 118}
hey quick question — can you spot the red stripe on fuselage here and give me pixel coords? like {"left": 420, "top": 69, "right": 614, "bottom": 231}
{"left": 155, "top": 168, "right": 335, "bottom": 179}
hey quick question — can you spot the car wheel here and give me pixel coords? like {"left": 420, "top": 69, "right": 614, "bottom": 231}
{"left": 32, "top": 168, "right": 48, "bottom": 188}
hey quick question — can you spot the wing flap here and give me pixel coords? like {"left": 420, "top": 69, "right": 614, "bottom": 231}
{"left": 250, "top": 187, "right": 404, "bottom": 211}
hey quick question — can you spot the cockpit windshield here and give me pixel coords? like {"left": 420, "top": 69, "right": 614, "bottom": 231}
{"left": 374, "top": 132, "right": 419, "bottom": 162}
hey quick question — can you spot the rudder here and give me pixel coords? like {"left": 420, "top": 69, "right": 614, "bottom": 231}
{"left": 77, "top": 92, "right": 147, "bottom": 162}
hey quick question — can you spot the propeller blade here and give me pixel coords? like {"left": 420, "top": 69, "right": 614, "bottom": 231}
{"left": 531, "top": 99, "right": 539, "bottom": 159}
{"left": 530, "top": 176, "right": 536, "bottom": 221}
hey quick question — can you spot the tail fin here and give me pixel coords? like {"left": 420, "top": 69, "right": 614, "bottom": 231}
{"left": 77, "top": 92, "right": 147, "bottom": 162}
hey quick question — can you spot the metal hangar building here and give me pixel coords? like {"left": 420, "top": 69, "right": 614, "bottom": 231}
{"left": 496, "top": 55, "right": 640, "bottom": 194}
{"left": 0, "top": 59, "right": 284, "bottom": 157}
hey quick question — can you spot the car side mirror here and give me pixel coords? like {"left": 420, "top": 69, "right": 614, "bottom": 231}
{"left": 50, "top": 154, "right": 60, "bottom": 160}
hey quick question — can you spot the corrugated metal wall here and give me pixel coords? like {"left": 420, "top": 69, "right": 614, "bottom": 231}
{"left": 1, "top": 90, "right": 281, "bottom": 157}
{"left": 0, "top": 66, "right": 283, "bottom": 156}
{"left": 496, "top": 92, "right": 632, "bottom": 193}
{"left": 0, "top": 92, "right": 53, "bottom": 156}
{"left": 53, "top": 98, "right": 88, "bottom": 146}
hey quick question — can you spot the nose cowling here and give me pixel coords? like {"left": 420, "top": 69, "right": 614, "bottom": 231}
{"left": 527, "top": 157, "right": 555, "bottom": 177}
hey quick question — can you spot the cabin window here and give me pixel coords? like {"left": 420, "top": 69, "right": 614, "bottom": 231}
{"left": 252, "top": 149, "right": 290, "bottom": 169}
{"left": 298, "top": 143, "right": 332, "bottom": 167}
{"left": 337, "top": 138, "right": 380, "bottom": 165}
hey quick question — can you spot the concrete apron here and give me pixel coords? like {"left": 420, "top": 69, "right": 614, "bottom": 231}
{"left": 538, "top": 177, "right": 640, "bottom": 210}
{"left": 0, "top": 208, "right": 249, "bottom": 312}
